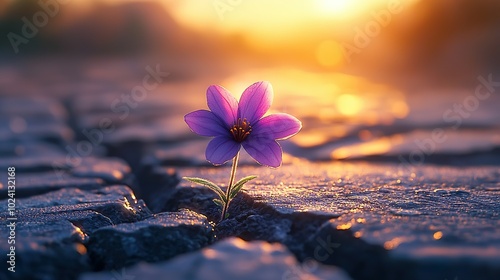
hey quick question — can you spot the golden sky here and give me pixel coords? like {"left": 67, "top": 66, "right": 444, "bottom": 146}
{"left": 164, "top": 0, "right": 419, "bottom": 39}
{"left": 97, "top": 0, "right": 418, "bottom": 45}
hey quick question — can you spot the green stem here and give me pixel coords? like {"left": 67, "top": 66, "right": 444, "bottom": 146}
{"left": 220, "top": 151, "right": 240, "bottom": 222}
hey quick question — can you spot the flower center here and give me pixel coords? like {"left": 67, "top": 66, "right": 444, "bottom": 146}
{"left": 229, "top": 118, "right": 252, "bottom": 142}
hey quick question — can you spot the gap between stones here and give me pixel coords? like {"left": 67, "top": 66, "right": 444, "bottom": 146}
{"left": 60, "top": 96, "right": 391, "bottom": 279}
{"left": 161, "top": 184, "right": 392, "bottom": 280}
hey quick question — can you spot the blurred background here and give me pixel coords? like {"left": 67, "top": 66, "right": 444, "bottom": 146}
{"left": 1, "top": 0, "right": 499, "bottom": 166}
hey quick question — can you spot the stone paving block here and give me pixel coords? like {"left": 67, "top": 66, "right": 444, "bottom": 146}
{"left": 81, "top": 238, "right": 352, "bottom": 280}
{"left": 87, "top": 209, "right": 214, "bottom": 269}
{"left": 166, "top": 162, "right": 500, "bottom": 280}
{"left": 0, "top": 185, "right": 151, "bottom": 280}
{"left": 0, "top": 157, "right": 136, "bottom": 198}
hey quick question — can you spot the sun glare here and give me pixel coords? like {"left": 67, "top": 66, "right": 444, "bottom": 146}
{"left": 164, "top": 0, "right": 385, "bottom": 44}
{"left": 317, "top": 0, "right": 354, "bottom": 17}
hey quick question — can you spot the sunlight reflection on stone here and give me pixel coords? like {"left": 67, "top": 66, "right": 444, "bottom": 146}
{"left": 203, "top": 248, "right": 218, "bottom": 259}
{"left": 222, "top": 68, "right": 408, "bottom": 150}
{"left": 331, "top": 135, "right": 403, "bottom": 159}
{"left": 112, "top": 170, "right": 123, "bottom": 180}
{"left": 122, "top": 197, "right": 136, "bottom": 213}
{"left": 72, "top": 224, "right": 86, "bottom": 239}
{"left": 384, "top": 237, "right": 406, "bottom": 250}
{"left": 337, "top": 222, "right": 352, "bottom": 230}
{"left": 433, "top": 231, "right": 443, "bottom": 240}
{"left": 224, "top": 69, "right": 407, "bottom": 120}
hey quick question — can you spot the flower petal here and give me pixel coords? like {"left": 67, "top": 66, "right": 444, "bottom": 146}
{"left": 238, "top": 81, "right": 273, "bottom": 124}
{"left": 207, "top": 85, "right": 238, "bottom": 127}
{"left": 185, "top": 110, "right": 228, "bottom": 137}
{"left": 242, "top": 136, "right": 282, "bottom": 168}
{"left": 206, "top": 136, "right": 241, "bottom": 165}
{"left": 252, "top": 113, "right": 302, "bottom": 140}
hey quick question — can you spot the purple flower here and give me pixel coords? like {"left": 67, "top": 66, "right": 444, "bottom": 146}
{"left": 185, "top": 81, "right": 302, "bottom": 167}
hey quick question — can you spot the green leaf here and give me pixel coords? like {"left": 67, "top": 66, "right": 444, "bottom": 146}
{"left": 213, "top": 199, "right": 224, "bottom": 208}
{"left": 229, "top": 175, "right": 257, "bottom": 199}
{"left": 183, "top": 177, "right": 226, "bottom": 202}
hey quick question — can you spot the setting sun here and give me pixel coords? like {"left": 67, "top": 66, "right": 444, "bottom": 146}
{"left": 316, "top": 0, "right": 359, "bottom": 17}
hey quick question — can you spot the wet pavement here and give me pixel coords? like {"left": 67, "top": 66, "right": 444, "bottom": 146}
{"left": 0, "top": 59, "right": 499, "bottom": 280}
{"left": 167, "top": 163, "right": 500, "bottom": 280}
